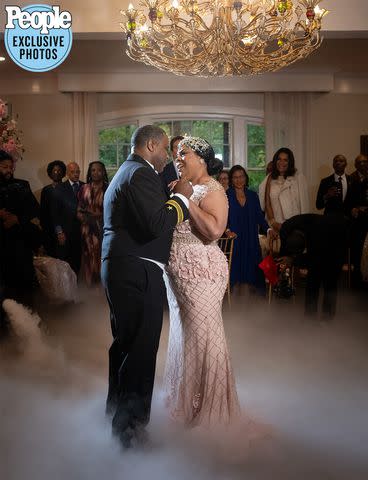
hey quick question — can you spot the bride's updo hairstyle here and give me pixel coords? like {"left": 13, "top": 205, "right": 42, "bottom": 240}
{"left": 179, "top": 136, "right": 223, "bottom": 176}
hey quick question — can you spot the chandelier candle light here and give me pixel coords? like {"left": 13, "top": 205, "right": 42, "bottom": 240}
{"left": 120, "top": 0, "right": 328, "bottom": 77}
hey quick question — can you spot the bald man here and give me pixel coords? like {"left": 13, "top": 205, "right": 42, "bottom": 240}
{"left": 52, "top": 162, "right": 85, "bottom": 274}
{"left": 316, "top": 154, "right": 352, "bottom": 215}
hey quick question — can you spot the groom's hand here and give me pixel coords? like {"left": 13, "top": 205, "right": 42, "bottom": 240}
{"left": 173, "top": 178, "right": 193, "bottom": 199}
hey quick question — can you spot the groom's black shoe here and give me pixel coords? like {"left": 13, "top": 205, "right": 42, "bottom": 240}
{"left": 116, "top": 426, "right": 135, "bottom": 449}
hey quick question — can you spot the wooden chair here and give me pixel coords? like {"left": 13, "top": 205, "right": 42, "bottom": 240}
{"left": 218, "top": 235, "right": 236, "bottom": 307}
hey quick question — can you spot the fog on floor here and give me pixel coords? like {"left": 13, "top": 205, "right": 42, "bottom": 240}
{"left": 0, "top": 286, "right": 367, "bottom": 480}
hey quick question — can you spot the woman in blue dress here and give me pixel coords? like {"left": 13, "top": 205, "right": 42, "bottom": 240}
{"left": 226, "top": 165, "right": 270, "bottom": 293}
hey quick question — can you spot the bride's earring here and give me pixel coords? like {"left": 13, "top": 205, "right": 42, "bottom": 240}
{"left": 199, "top": 159, "right": 204, "bottom": 165}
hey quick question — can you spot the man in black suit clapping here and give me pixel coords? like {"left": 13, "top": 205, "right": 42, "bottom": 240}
{"left": 52, "top": 162, "right": 84, "bottom": 274}
{"left": 316, "top": 154, "right": 351, "bottom": 216}
{"left": 102, "top": 125, "right": 192, "bottom": 448}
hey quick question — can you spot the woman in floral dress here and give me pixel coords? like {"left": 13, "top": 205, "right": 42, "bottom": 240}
{"left": 77, "top": 161, "right": 108, "bottom": 286}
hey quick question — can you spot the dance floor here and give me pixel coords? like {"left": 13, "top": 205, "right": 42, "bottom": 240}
{"left": 0, "top": 286, "right": 367, "bottom": 480}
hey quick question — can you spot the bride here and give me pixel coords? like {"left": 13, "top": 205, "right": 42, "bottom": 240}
{"left": 164, "top": 137, "right": 241, "bottom": 427}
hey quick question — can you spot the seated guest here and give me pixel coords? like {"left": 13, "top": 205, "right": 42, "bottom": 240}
{"left": 40, "top": 160, "right": 66, "bottom": 256}
{"left": 160, "top": 135, "right": 183, "bottom": 194}
{"left": 52, "top": 162, "right": 84, "bottom": 275}
{"left": 345, "top": 158, "right": 368, "bottom": 288}
{"left": 217, "top": 169, "right": 229, "bottom": 191}
{"left": 350, "top": 154, "right": 368, "bottom": 184}
{"left": 77, "top": 161, "right": 108, "bottom": 286}
{"left": 226, "top": 165, "right": 272, "bottom": 294}
{"left": 279, "top": 214, "right": 348, "bottom": 319}
{"left": 0, "top": 150, "right": 42, "bottom": 307}
{"left": 259, "top": 147, "right": 310, "bottom": 233}
{"left": 316, "top": 154, "right": 351, "bottom": 215}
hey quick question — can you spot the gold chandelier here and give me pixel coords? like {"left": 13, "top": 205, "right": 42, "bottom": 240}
{"left": 120, "top": 0, "right": 328, "bottom": 77}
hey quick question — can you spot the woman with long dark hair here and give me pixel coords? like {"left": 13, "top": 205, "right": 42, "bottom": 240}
{"left": 77, "top": 161, "right": 108, "bottom": 286}
{"left": 259, "top": 147, "right": 309, "bottom": 233}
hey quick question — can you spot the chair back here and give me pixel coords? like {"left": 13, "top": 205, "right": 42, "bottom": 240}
{"left": 218, "top": 235, "right": 237, "bottom": 306}
{"left": 218, "top": 236, "right": 236, "bottom": 271}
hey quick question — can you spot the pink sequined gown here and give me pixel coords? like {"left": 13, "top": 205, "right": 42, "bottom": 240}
{"left": 164, "top": 179, "right": 241, "bottom": 427}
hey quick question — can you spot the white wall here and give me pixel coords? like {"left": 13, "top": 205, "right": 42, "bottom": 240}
{"left": 4, "top": 93, "right": 73, "bottom": 198}
{"left": 4, "top": 91, "right": 368, "bottom": 209}
{"left": 310, "top": 93, "right": 368, "bottom": 193}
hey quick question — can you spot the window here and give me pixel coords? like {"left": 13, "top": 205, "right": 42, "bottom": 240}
{"left": 99, "top": 124, "right": 137, "bottom": 179}
{"left": 246, "top": 124, "right": 266, "bottom": 191}
{"left": 154, "top": 119, "right": 231, "bottom": 168}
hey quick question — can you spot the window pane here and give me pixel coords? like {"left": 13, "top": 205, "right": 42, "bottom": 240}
{"left": 213, "top": 144, "right": 230, "bottom": 168}
{"left": 118, "top": 144, "right": 132, "bottom": 166}
{"left": 99, "top": 124, "right": 137, "bottom": 179}
{"left": 248, "top": 170, "right": 266, "bottom": 192}
{"left": 99, "top": 145, "right": 118, "bottom": 169}
{"left": 247, "top": 124, "right": 265, "bottom": 145}
{"left": 248, "top": 145, "right": 266, "bottom": 169}
{"left": 155, "top": 122, "right": 172, "bottom": 137}
{"left": 176, "top": 120, "right": 192, "bottom": 136}
{"left": 154, "top": 119, "right": 230, "bottom": 166}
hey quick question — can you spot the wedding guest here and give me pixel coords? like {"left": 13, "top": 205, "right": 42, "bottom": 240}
{"left": 345, "top": 157, "right": 368, "bottom": 288}
{"left": 0, "top": 150, "right": 41, "bottom": 306}
{"left": 279, "top": 213, "right": 348, "bottom": 319}
{"left": 40, "top": 160, "right": 66, "bottom": 256}
{"left": 226, "top": 165, "right": 271, "bottom": 293}
{"left": 259, "top": 147, "right": 310, "bottom": 233}
{"left": 77, "top": 161, "right": 108, "bottom": 286}
{"left": 160, "top": 135, "right": 183, "bottom": 195}
{"left": 52, "top": 162, "right": 84, "bottom": 274}
{"left": 350, "top": 154, "right": 368, "bottom": 184}
{"left": 217, "top": 169, "right": 230, "bottom": 191}
{"left": 316, "top": 154, "right": 351, "bottom": 216}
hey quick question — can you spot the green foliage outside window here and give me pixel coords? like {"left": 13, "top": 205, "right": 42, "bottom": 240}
{"left": 98, "top": 124, "right": 137, "bottom": 180}
{"left": 154, "top": 119, "right": 231, "bottom": 167}
{"left": 247, "top": 124, "right": 266, "bottom": 191}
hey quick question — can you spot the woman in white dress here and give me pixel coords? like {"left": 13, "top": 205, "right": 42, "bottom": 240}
{"left": 163, "top": 137, "right": 241, "bottom": 427}
{"left": 258, "top": 148, "right": 309, "bottom": 233}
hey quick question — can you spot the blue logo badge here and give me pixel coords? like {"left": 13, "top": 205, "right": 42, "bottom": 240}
{"left": 4, "top": 4, "right": 73, "bottom": 72}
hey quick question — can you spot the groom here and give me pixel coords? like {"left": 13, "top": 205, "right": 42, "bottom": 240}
{"left": 101, "top": 125, "right": 191, "bottom": 448}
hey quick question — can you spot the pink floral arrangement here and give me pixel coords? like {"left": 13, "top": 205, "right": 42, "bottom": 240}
{"left": 0, "top": 98, "right": 24, "bottom": 162}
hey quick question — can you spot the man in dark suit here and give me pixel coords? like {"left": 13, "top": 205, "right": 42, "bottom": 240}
{"left": 345, "top": 157, "right": 368, "bottom": 288}
{"left": 160, "top": 135, "right": 183, "bottom": 195}
{"left": 279, "top": 214, "right": 348, "bottom": 319}
{"left": 316, "top": 154, "right": 351, "bottom": 215}
{"left": 101, "top": 125, "right": 191, "bottom": 448}
{"left": 0, "top": 150, "right": 41, "bottom": 307}
{"left": 350, "top": 154, "right": 368, "bottom": 184}
{"left": 52, "top": 162, "right": 84, "bottom": 274}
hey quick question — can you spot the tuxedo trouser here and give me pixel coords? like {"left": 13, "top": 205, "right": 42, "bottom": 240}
{"left": 101, "top": 256, "right": 165, "bottom": 435}
{"left": 305, "top": 255, "right": 343, "bottom": 316}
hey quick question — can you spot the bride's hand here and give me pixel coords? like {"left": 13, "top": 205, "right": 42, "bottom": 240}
{"left": 173, "top": 178, "right": 193, "bottom": 199}
{"left": 168, "top": 180, "right": 179, "bottom": 192}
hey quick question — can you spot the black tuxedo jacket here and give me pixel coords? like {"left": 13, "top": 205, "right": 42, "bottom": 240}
{"left": 280, "top": 213, "right": 348, "bottom": 262}
{"left": 52, "top": 180, "right": 84, "bottom": 235}
{"left": 102, "top": 154, "right": 189, "bottom": 264}
{"left": 160, "top": 161, "right": 179, "bottom": 196}
{"left": 316, "top": 174, "right": 352, "bottom": 215}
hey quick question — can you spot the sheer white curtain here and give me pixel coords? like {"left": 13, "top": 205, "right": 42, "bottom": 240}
{"left": 264, "top": 93, "right": 314, "bottom": 181}
{"left": 72, "top": 92, "right": 98, "bottom": 177}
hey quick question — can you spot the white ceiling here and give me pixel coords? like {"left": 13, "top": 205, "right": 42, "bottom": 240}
{"left": 1, "top": 0, "right": 368, "bottom": 92}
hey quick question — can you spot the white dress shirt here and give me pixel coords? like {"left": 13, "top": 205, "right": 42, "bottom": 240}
{"left": 334, "top": 173, "right": 348, "bottom": 201}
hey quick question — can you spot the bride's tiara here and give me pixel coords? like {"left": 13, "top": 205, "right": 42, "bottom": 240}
{"left": 178, "top": 136, "right": 212, "bottom": 159}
